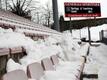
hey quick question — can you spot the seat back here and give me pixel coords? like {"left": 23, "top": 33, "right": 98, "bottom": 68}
{"left": 10, "top": 47, "right": 26, "bottom": 63}
{"left": 41, "top": 58, "right": 55, "bottom": 71}
{"left": 2, "top": 70, "right": 28, "bottom": 80}
{"left": 0, "top": 48, "right": 9, "bottom": 77}
{"left": 51, "top": 55, "right": 59, "bottom": 65}
{"left": 27, "top": 62, "right": 44, "bottom": 80}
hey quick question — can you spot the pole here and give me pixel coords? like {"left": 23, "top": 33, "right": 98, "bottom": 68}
{"left": 70, "top": 17, "right": 72, "bottom": 33}
{"left": 52, "top": 0, "right": 60, "bottom": 31}
{"left": 80, "top": 29, "right": 81, "bottom": 39}
{"left": 87, "top": 17, "right": 92, "bottom": 45}
{"left": 88, "top": 26, "right": 91, "bottom": 45}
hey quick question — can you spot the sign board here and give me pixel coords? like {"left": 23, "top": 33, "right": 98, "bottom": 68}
{"left": 64, "top": 2, "right": 101, "bottom": 17}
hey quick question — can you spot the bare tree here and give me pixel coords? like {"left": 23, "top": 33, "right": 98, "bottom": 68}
{"left": 42, "top": 3, "right": 53, "bottom": 28}
{"left": 30, "top": 2, "right": 53, "bottom": 27}
{"left": 0, "top": 0, "right": 10, "bottom": 10}
{"left": 7, "top": 0, "right": 31, "bottom": 18}
{"left": 0, "top": 0, "right": 37, "bottom": 19}
{"left": 30, "top": 6, "right": 42, "bottom": 24}
{"left": 0, "top": 0, "right": 6, "bottom": 9}
{"left": 0, "top": 0, "right": 2, "bottom": 9}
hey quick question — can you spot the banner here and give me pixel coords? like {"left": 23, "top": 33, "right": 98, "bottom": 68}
{"left": 64, "top": 2, "right": 101, "bottom": 17}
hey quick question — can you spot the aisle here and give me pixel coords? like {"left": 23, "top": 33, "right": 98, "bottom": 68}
{"left": 83, "top": 43, "right": 107, "bottom": 80}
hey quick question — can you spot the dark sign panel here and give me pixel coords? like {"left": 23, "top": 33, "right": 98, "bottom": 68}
{"left": 64, "top": 3, "right": 101, "bottom": 17}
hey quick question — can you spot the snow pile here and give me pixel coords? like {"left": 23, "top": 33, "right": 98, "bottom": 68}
{"left": 79, "top": 43, "right": 89, "bottom": 56}
{"left": 0, "top": 27, "right": 88, "bottom": 78}
{"left": 0, "top": 28, "right": 62, "bottom": 60}
{"left": 62, "top": 31, "right": 80, "bottom": 50}
{"left": 60, "top": 30, "right": 88, "bottom": 61}
{"left": 0, "top": 28, "right": 63, "bottom": 72}
{"left": 42, "top": 71, "right": 77, "bottom": 80}
{"left": 0, "top": 28, "right": 87, "bottom": 63}
{"left": 6, "top": 59, "right": 23, "bottom": 72}
{"left": 83, "top": 62, "right": 99, "bottom": 74}
{"left": 44, "top": 36, "right": 58, "bottom": 45}
{"left": 0, "top": 28, "right": 35, "bottom": 48}
{"left": 41, "top": 60, "right": 83, "bottom": 80}
{"left": 20, "top": 38, "right": 64, "bottom": 71}
{"left": 72, "top": 29, "right": 81, "bottom": 39}
{"left": 98, "top": 65, "right": 107, "bottom": 80}
{"left": 55, "top": 61, "right": 83, "bottom": 75}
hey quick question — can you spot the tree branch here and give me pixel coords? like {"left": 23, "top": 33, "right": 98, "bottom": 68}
{"left": 21, "top": 0, "right": 27, "bottom": 9}
{"left": 24, "top": 0, "right": 32, "bottom": 11}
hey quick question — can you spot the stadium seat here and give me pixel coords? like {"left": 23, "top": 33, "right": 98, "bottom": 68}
{"left": 2, "top": 70, "right": 28, "bottom": 80}
{"left": 41, "top": 58, "right": 55, "bottom": 71}
{"left": 27, "top": 62, "right": 44, "bottom": 80}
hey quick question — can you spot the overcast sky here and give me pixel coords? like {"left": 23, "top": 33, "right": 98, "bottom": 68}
{"left": 36, "top": 0, "right": 107, "bottom": 19}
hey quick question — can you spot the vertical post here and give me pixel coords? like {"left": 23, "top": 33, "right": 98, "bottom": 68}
{"left": 102, "top": 30, "right": 104, "bottom": 41}
{"left": 52, "top": 0, "right": 60, "bottom": 31}
{"left": 87, "top": 17, "right": 92, "bottom": 45}
{"left": 100, "top": 30, "right": 103, "bottom": 41}
{"left": 88, "top": 26, "right": 91, "bottom": 45}
{"left": 70, "top": 17, "right": 72, "bottom": 33}
{"left": 80, "top": 29, "right": 81, "bottom": 39}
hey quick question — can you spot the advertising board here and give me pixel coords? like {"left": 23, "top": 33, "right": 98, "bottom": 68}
{"left": 64, "top": 2, "right": 101, "bottom": 17}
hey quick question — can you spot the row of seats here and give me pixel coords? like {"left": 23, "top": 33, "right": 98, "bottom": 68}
{"left": 0, "top": 9, "right": 61, "bottom": 35}
{"left": 0, "top": 47, "right": 26, "bottom": 61}
{"left": 0, "top": 21, "right": 49, "bottom": 40}
{"left": 1, "top": 55, "right": 85, "bottom": 80}
{"left": 0, "top": 21, "right": 60, "bottom": 37}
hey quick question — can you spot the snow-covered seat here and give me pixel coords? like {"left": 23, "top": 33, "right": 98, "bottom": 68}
{"left": 50, "top": 55, "right": 84, "bottom": 71}
{"left": 27, "top": 62, "right": 78, "bottom": 80}
{"left": 2, "top": 70, "right": 28, "bottom": 80}
{"left": 41, "top": 58, "right": 55, "bottom": 71}
{"left": 41, "top": 58, "right": 81, "bottom": 79}
{"left": 50, "top": 55, "right": 85, "bottom": 78}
